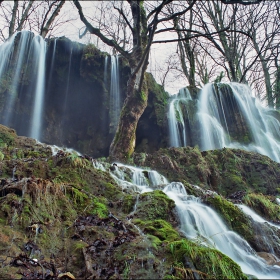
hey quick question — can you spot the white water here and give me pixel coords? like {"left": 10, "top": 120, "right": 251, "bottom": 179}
{"left": 63, "top": 47, "right": 73, "bottom": 114}
{"left": 104, "top": 56, "right": 109, "bottom": 86}
{"left": 103, "top": 162, "right": 280, "bottom": 278}
{"left": 237, "top": 204, "right": 280, "bottom": 230}
{"left": 30, "top": 35, "right": 46, "bottom": 140}
{"left": 2, "top": 32, "right": 32, "bottom": 126}
{"left": 168, "top": 88, "right": 192, "bottom": 147}
{"left": 109, "top": 55, "right": 121, "bottom": 133}
{"left": 237, "top": 204, "right": 280, "bottom": 257}
{"left": 197, "top": 82, "right": 280, "bottom": 162}
{"left": 198, "top": 83, "right": 230, "bottom": 150}
{"left": 0, "top": 31, "right": 47, "bottom": 140}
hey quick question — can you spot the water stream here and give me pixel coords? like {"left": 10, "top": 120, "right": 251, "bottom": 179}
{"left": 109, "top": 55, "right": 121, "bottom": 133}
{"left": 103, "top": 162, "right": 280, "bottom": 279}
{"left": 168, "top": 82, "right": 280, "bottom": 163}
{"left": 168, "top": 88, "right": 192, "bottom": 147}
{"left": 29, "top": 35, "right": 46, "bottom": 140}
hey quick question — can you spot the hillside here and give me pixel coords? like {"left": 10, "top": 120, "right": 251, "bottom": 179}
{"left": 0, "top": 124, "right": 280, "bottom": 279}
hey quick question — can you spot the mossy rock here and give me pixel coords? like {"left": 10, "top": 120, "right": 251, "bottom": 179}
{"left": 122, "top": 194, "right": 136, "bottom": 214}
{"left": 0, "top": 124, "right": 16, "bottom": 147}
{"left": 243, "top": 193, "right": 280, "bottom": 222}
{"left": 134, "top": 147, "right": 280, "bottom": 196}
{"left": 204, "top": 194, "right": 254, "bottom": 243}
{"left": 134, "top": 219, "right": 180, "bottom": 243}
{"left": 136, "top": 190, "right": 175, "bottom": 221}
{"left": 168, "top": 239, "right": 248, "bottom": 279}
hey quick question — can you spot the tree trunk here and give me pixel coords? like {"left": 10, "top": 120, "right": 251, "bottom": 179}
{"left": 109, "top": 65, "right": 148, "bottom": 162}
{"left": 9, "top": 0, "right": 18, "bottom": 38}
{"left": 40, "top": 0, "right": 65, "bottom": 38}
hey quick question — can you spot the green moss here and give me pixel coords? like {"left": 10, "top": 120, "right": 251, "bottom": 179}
{"left": 101, "top": 182, "right": 122, "bottom": 200}
{"left": 122, "top": 194, "right": 136, "bottom": 213}
{"left": 147, "top": 234, "right": 162, "bottom": 249}
{"left": 168, "top": 239, "right": 247, "bottom": 279}
{"left": 140, "top": 90, "right": 148, "bottom": 102}
{"left": 137, "top": 190, "right": 175, "bottom": 220}
{"left": 243, "top": 193, "right": 280, "bottom": 222}
{"left": 135, "top": 219, "right": 180, "bottom": 242}
{"left": 88, "top": 198, "right": 108, "bottom": 219}
{"left": 205, "top": 194, "right": 254, "bottom": 242}
{"left": 73, "top": 240, "right": 88, "bottom": 251}
{"left": 0, "top": 125, "right": 16, "bottom": 146}
{"left": 70, "top": 187, "right": 88, "bottom": 205}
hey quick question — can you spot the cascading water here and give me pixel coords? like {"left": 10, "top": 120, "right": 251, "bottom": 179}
{"left": 63, "top": 47, "right": 73, "bottom": 114}
{"left": 197, "top": 83, "right": 230, "bottom": 150}
{"left": 168, "top": 88, "right": 192, "bottom": 147}
{"left": 1, "top": 32, "right": 32, "bottom": 126}
{"left": 109, "top": 55, "right": 121, "bottom": 133}
{"left": 230, "top": 83, "right": 280, "bottom": 162}
{"left": 104, "top": 56, "right": 109, "bottom": 86}
{"left": 30, "top": 35, "right": 46, "bottom": 140}
{"left": 237, "top": 204, "right": 280, "bottom": 256}
{"left": 103, "top": 161, "right": 280, "bottom": 279}
{"left": 0, "top": 31, "right": 46, "bottom": 141}
{"left": 165, "top": 82, "right": 280, "bottom": 163}
{"left": 46, "top": 39, "right": 57, "bottom": 93}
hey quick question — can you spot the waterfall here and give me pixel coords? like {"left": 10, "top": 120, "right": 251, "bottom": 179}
{"left": 0, "top": 31, "right": 47, "bottom": 140}
{"left": 1, "top": 32, "right": 32, "bottom": 126}
{"left": 237, "top": 204, "right": 280, "bottom": 255}
{"left": 167, "top": 82, "right": 280, "bottom": 163}
{"left": 109, "top": 55, "right": 120, "bottom": 133}
{"left": 63, "top": 47, "right": 73, "bottom": 114}
{"left": 163, "top": 183, "right": 280, "bottom": 278}
{"left": 105, "top": 162, "right": 280, "bottom": 279}
{"left": 30, "top": 35, "right": 46, "bottom": 140}
{"left": 230, "top": 83, "right": 280, "bottom": 162}
{"left": 46, "top": 38, "right": 57, "bottom": 93}
{"left": 104, "top": 56, "right": 109, "bottom": 86}
{"left": 194, "top": 82, "right": 280, "bottom": 162}
{"left": 168, "top": 88, "right": 192, "bottom": 147}
{"left": 197, "top": 83, "right": 230, "bottom": 150}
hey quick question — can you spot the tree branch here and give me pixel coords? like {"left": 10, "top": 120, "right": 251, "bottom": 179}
{"left": 73, "top": 0, "right": 128, "bottom": 58}
{"left": 16, "top": 0, "right": 33, "bottom": 32}
{"left": 113, "top": 5, "right": 133, "bottom": 33}
{"left": 41, "top": 0, "right": 65, "bottom": 38}
{"left": 147, "top": 0, "right": 172, "bottom": 20}
{"left": 153, "top": 27, "right": 230, "bottom": 44}
{"left": 148, "top": 0, "right": 197, "bottom": 28}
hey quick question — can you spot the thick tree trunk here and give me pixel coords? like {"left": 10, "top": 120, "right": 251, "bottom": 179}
{"left": 9, "top": 0, "right": 18, "bottom": 38}
{"left": 109, "top": 66, "right": 148, "bottom": 162}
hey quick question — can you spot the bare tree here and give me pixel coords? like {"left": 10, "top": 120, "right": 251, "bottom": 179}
{"left": 74, "top": 0, "right": 198, "bottom": 161}
{"left": 0, "top": 0, "right": 69, "bottom": 41}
